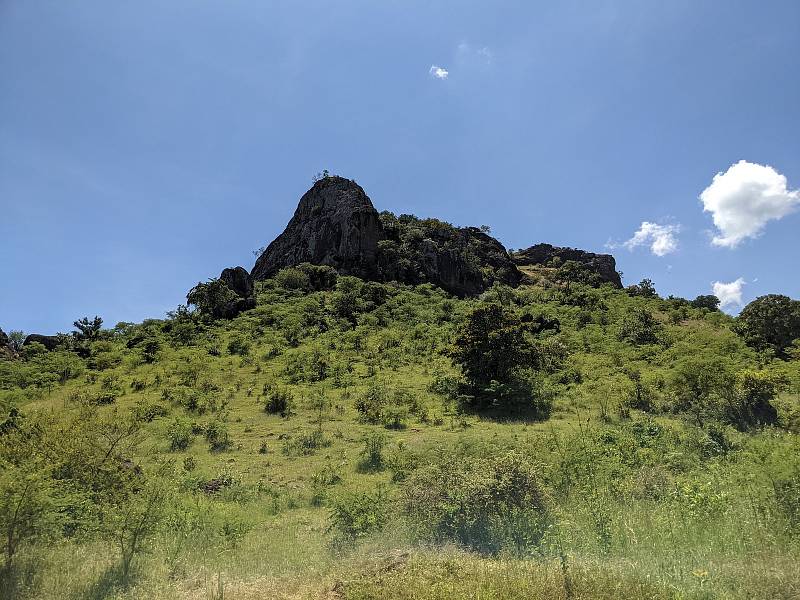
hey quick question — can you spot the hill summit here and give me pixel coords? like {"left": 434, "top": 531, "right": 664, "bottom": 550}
{"left": 248, "top": 175, "right": 619, "bottom": 297}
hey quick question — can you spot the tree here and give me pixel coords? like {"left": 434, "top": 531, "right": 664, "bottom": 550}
{"left": 451, "top": 304, "right": 528, "bottom": 390}
{"left": 450, "top": 304, "right": 550, "bottom": 412}
{"left": 7, "top": 332, "right": 25, "bottom": 353}
{"left": 735, "top": 294, "right": 800, "bottom": 358}
{"left": 626, "top": 279, "right": 658, "bottom": 298}
{"left": 73, "top": 316, "right": 103, "bottom": 341}
{"left": 691, "top": 295, "right": 720, "bottom": 311}
{"left": 617, "top": 307, "right": 663, "bottom": 345}
{"left": 556, "top": 260, "right": 601, "bottom": 291}
{"left": 186, "top": 279, "right": 238, "bottom": 319}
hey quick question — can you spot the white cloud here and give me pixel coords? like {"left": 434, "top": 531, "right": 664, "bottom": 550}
{"left": 621, "top": 221, "right": 680, "bottom": 256}
{"left": 699, "top": 160, "right": 800, "bottom": 248}
{"left": 429, "top": 65, "right": 449, "bottom": 79}
{"left": 712, "top": 278, "right": 746, "bottom": 309}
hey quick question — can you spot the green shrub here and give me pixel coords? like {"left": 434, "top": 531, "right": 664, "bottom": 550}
{"left": 227, "top": 336, "right": 251, "bottom": 356}
{"left": 282, "top": 427, "right": 330, "bottom": 456}
{"left": 205, "top": 420, "right": 231, "bottom": 452}
{"left": 264, "top": 385, "right": 294, "bottom": 417}
{"left": 167, "top": 418, "right": 193, "bottom": 451}
{"left": 617, "top": 307, "right": 663, "bottom": 345}
{"left": 358, "top": 432, "right": 386, "bottom": 472}
{"left": 402, "top": 451, "right": 550, "bottom": 555}
{"left": 354, "top": 384, "right": 388, "bottom": 424}
{"left": 328, "top": 487, "right": 388, "bottom": 548}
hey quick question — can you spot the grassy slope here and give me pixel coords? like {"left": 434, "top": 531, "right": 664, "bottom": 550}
{"left": 5, "top": 278, "right": 800, "bottom": 599}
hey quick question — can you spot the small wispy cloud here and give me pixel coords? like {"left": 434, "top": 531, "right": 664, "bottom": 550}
{"left": 457, "top": 42, "right": 493, "bottom": 65}
{"left": 609, "top": 221, "right": 680, "bottom": 257}
{"left": 429, "top": 65, "right": 449, "bottom": 79}
{"left": 712, "top": 278, "right": 746, "bottom": 309}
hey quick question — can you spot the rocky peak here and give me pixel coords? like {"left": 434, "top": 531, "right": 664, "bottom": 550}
{"left": 251, "top": 176, "right": 384, "bottom": 280}
{"left": 512, "top": 243, "right": 622, "bottom": 288}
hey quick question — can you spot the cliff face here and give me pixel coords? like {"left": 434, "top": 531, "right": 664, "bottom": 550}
{"left": 250, "top": 177, "right": 521, "bottom": 296}
{"left": 252, "top": 177, "right": 384, "bottom": 281}
{"left": 513, "top": 243, "right": 622, "bottom": 288}
{"left": 376, "top": 217, "right": 521, "bottom": 296}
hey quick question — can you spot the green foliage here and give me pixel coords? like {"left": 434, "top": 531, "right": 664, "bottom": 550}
{"left": 72, "top": 315, "right": 103, "bottom": 342}
{"left": 263, "top": 385, "right": 294, "bottom": 417}
{"left": 691, "top": 294, "right": 720, "bottom": 311}
{"left": 166, "top": 418, "right": 193, "bottom": 451}
{"left": 0, "top": 466, "right": 65, "bottom": 571}
{"left": 357, "top": 432, "right": 386, "bottom": 472}
{"left": 403, "top": 451, "right": 550, "bottom": 555}
{"left": 186, "top": 279, "right": 238, "bottom": 319}
{"left": 617, "top": 306, "right": 663, "bottom": 345}
{"left": 354, "top": 384, "right": 388, "bottom": 424}
{"left": 328, "top": 487, "right": 388, "bottom": 548}
{"left": 227, "top": 335, "right": 251, "bottom": 356}
{"left": 735, "top": 294, "right": 800, "bottom": 357}
{"left": 450, "top": 304, "right": 530, "bottom": 402}
{"left": 204, "top": 420, "right": 231, "bottom": 452}
{"left": 626, "top": 278, "right": 658, "bottom": 298}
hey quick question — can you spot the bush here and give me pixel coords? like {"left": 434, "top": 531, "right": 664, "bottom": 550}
{"left": 274, "top": 267, "right": 311, "bottom": 291}
{"left": 282, "top": 427, "right": 330, "bottom": 456}
{"left": 354, "top": 384, "right": 388, "bottom": 424}
{"left": 402, "top": 451, "right": 550, "bottom": 555}
{"left": 328, "top": 487, "right": 389, "bottom": 548}
{"left": 167, "top": 418, "right": 193, "bottom": 451}
{"left": 205, "top": 420, "right": 231, "bottom": 452}
{"left": 617, "top": 307, "right": 663, "bottom": 346}
{"left": 227, "top": 336, "right": 251, "bottom": 356}
{"left": 264, "top": 386, "right": 294, "bottom": 417}
{"left": 722, "top": 369, "right": 782, "bottom": 430}
{"left": 358, "top": 432, "right": 386, "bottom": 472}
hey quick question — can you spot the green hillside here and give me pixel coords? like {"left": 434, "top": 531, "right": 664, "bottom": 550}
{"left": 2, "top": 271, "right": 800, "bottom": 599}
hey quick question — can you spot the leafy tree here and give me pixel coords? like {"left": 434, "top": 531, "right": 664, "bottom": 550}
{"left": 73, "top": 316, "right": 103, "bottom": 341}
{"left": 691, "top": 295, "right": 720, "bottom": 311}
{"left": 6, "top": 332, "right": 25, "bottom": 353}
{"left": 186, "top": 279, "right": 238, "bottom": 319}
{"left": 451, "top": 304, "right": 529, "bottom": 390}
{"left": 734, "top": 294, "right": 800, "bottom": 358}
{"left": 626, "top": 279, "right": 658, "bottom": 298}
{"left": 556, "top": 261, "right": 601, "bottom": 291}
{"left": 450, "top": 303, "right": 552, "bottom": 412}
{"left": 720, "top": 369, "right": 782, "bottom": 430}
{"left": 617, "top": 307, "right": 663, "bottom": 345}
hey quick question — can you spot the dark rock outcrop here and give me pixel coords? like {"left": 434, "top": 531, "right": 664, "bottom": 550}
{"left": 220, "top": 266, "right": 253, "bottom": 299}
{"left": 250, "top": 176, "right": 522, "bottom": 296}
{"left": 0, "top": 328, "right": 8, "bottom": 348}
{"left": 217, "top": 266, "right": 256, "bottom": 319}
{"left": 23, "top": 334, "right": 60, "bottom": 351}
{"left": 513, "top": 243, "right": 622, "bottom": 288}
{"left": 252, "top": 177, "right": 384, "bottom": 280}
{"left": 377, "top": 221, "right": 522, "bottom": 296}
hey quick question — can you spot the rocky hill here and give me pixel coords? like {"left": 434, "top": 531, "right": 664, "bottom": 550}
{"left": 215, "top": 176, "right": 622, "bottom": 301}
{"left": 251, "top": 176, "right": 522, "bottom": 296}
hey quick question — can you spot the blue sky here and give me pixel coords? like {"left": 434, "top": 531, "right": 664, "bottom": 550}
{"left": 1, "top": 1, "right": 799, "bottom": 334}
